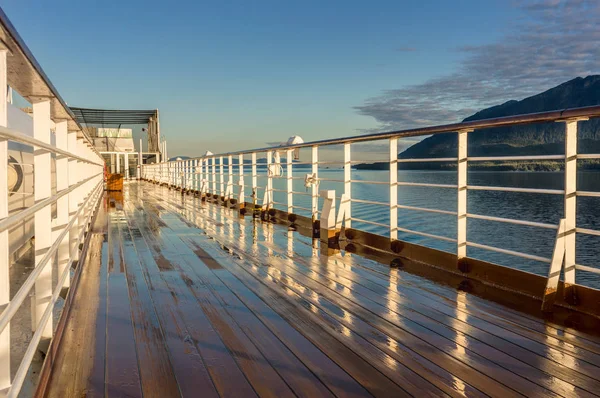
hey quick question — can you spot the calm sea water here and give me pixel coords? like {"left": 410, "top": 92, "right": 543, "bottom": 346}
{"left": 257, "top": 169, "right": 600, "bottom": 289}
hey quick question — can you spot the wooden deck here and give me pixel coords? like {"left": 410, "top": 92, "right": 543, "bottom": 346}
{"left": 43, "top": 181, "right": 600, "bottom": 398}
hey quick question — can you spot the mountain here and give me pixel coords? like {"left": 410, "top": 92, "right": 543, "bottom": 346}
{"left": 397, "top": 76, "right": 600, "bottom": 166}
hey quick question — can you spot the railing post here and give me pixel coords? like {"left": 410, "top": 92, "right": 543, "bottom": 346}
{"left": 389, "top": 138, "right": 397, "bottom": 241}
{"left": 564, "top": 119, "right": 579, "bottom": 303}
{"left": 238, "top": 154, "right": 245, "bottom": 210}
{"left": 0, "top": 48, "right": 10, "bottom": 394}
{"left": 286, "top": 149, "right": 293, "bottom": 214}
{"left": 68, "top": 132, "right": 80, "bottom": 279}
{"left": 457, "top": 129, "right": 471, "bottom": 271}
{"left": 54, "top": 121, "right": 70, "bottom": 289}
{"left": 252, "top": 152, "right": 257, "bottom": 208}
{"left": 265, "top": 150, "right": 273, "bottom": 210}
{"left": 228, "top": 154, "right": 233, "bottom": 203}
{"left": 211, "top": 157, "right": 216, "bottom": 196}
{"left": 219, "top": 155, "right": 224, "bottom": 199}
{"left": 124, "top": 152, "right": 129, "bottom": 179}
{"left": 32, "top": 99, "right": 53, "bottom": 342}
{"left": 311, "top": 146, "right": 318, "bottom": 221}
{"left": 344, "top": 142, "right": 351, "bottom": 229}
{"left": 193, "top": 159, "right": 198, "bottom": 192}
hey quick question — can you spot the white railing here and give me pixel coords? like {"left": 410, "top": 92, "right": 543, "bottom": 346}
{"left": 143, "top": 106, "right": 600, "bottom": 296}
{"left": 0, "top": 20, "right": 105, "bottom": 398}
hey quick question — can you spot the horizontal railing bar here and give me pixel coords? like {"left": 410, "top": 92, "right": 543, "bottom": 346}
{"left": 397, "top": 204, "right": 457, "bottom": 216}
{"left": 398, "top": 157, "right": 457, "bottom": 163}
{"left": 350, "top": 180, "right": 389, "bottom": 185}
{"left": 0, "top": 180, "right": 103, "bottom": 336}
{"left": 8, "top": 187, "right": 102, "bottom": 398}
{"left": 396, "top": 182, "right": 458, "bottom": 189}
{"left": 167, "top": 105, "right": 600, "bottom": 161}
{"left": 319, "top": 178, "right": 346, "bottom": 183}
{"left": 467, "top": 241, "right": 551, "bottom": 263}
{"left": 0, "top": 173, "right": 102, "bottom": 233}
{"left": 575, "top": 264, "right": 600, "bottom": 274}
{"left": 395, "top": 226, "right": 457, "bottom": 243}
{"left": 0, "top": 125, "right": 103, "bottom": 166}
{"left": 467, "top": 213, "right": 558, "bottom": 229}
{"left": 468, "top": 155, "right": 565, "bottom": 161}
{"left": 576, "top": 190, "right": 600, "bottom": 197}
{"left": 467, "top": 185, "right": 564, "bottom": 195}
{"left": 350, "top": 198, "right": 388, "bottom": 207}
{"left": 290, "top": 191, "right": 314, "bottom": 196}
{"left": 576, "top": 227, "right": 600, "bottom": 236}
{"left": 577, "top": 154, "right": 600, "bottom": 159}
{"left": 351, "top": 217, "right": 389, "bottom": 228}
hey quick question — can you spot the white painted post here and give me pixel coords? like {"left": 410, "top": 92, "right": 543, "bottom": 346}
{"left": 252, "top": 152, "right": 257, "bottom": 208}
{"left": 266, "top": 151, "right": 273, "bottom": 210}
{"left": 139, "top": 138, "right": 142, "bottom": 179}
{"left": 32, "top": 100, "right": 52, "bottom": 339}
{"left": 311, "top": 146, "right": 318, "bottom": 221}
{"left": 124, "top": 152, "right": 129, "bottom": 179}
{"left": 0, "top": 49, "right": 10, "bottom": 394}
{"left": 194, "top": 159, "right": 198, "bottom": 191}
{"left": 54, "top": 122, "right": 70, "bottom": 289}
{"left": 238, "top": 154, "right": 245, "bottom": 208}
{"left": 344, "top": 142, "right": 352, "bottom": 228}
{"left": 542, "top": 219, "right": 567, "bottom": 311}
{"left": 219, "top": 156, "right": 224, "bottom": 198}
{"left": 457, "top": 129, "right": 470, "bottom": 269}
{"left": 77, "top": 139, "right": 86, "bottom": 243}
{"left": 286, "top": 149, "right": 293, "bottom": 213}
{"left": 116, "top": 152, "right": 121, "bottom": 174}
{"left": 389, "top": 138, "right": 397, "bottom": 241}
{"left": 228, "top": 155, "right": 233, "bottom": 201}
{"left": 68, "top": 132, "right": 80, "bottom": 279}
{"left": 211, "top": 157, "right": 216, "bottom": 196}
{"left": 564, "top": 119, "right": 578, "bottom": 300}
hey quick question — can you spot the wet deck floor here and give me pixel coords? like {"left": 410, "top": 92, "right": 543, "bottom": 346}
{"left": 44, "top": 181, "right": 600, "bottom": 397}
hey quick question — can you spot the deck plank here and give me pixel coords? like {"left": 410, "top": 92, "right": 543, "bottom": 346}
{"left": 172, "top": 184, "right": 600, "bottom": 395}
{"left": 142, "top": 203, "right": 383, "bottom": 398}
{"left": 44, "top": 203, "right": 108, "bottom": 398}
{"left": 129, "top": 199, "right": 335, "bottom": 397}
{"left": 45, "top": 182, "right": 600, "bottom": 398}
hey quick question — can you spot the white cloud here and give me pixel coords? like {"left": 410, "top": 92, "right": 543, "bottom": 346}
{"left": 355, "top": 0, "right": 600, "bottom": 131}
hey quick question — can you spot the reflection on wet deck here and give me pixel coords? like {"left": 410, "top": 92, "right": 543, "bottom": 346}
{"left": 44, "top": 182, "right": 600, "bottom": 397}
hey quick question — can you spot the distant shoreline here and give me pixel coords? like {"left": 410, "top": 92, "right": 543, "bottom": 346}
{"left": 353, "top": 160, "right": 600, "bottom": 172}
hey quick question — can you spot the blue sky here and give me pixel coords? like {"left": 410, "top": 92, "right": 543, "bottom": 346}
{"left": 2, "top": 1, "right": 597, "bottom": 157}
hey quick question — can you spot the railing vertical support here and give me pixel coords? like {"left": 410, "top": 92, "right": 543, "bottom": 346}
{"left": 389, "top": 138, "right": 397, "bottom": 241}
{"left": 265, "top": 151, "right": 273, "bottom": 210}
{"left": 32, "top": 99, "right": 53, "bottom": 341}
{"left": 54, "top": 122, "right": 70, "bottom": 289}
{"left": 211, "top": 157, "right": 216, "bottom": 196}
{"left": 0, "top": 48, "right": 10, "bottom": 395}
{"left": 344, "top": 142, "right": 351, "bottom": 229}
{"left": 124, "top": 152, "right": 129, "bottom": 179}
{"left": 67, "top": 132, "right": 80, "bottom": 277}
{"left": 228, "top": 154, "right": 233, "bottom": 202}
{"left": 564, "top": 119, "right": 579, "bottom": 303}
{"left": 252, "top": 152, "right": 257, "bottom": 208}
{"left": 457, "top": 129, "right": 470, "bottom": 271}
{"left": 286, "top": 149, "right": 293, "bottom": 214}
{"left": 219, "top": 156, "right": 224, "bottom": 199}
{"left": 238, "top": 154, "right": 245, "bottom": 210}
{"left": 311, "top": 146, "right": 318, "bottom": 221}
{"left": 193, "top": 159, "right": 198, "bottom": 192}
